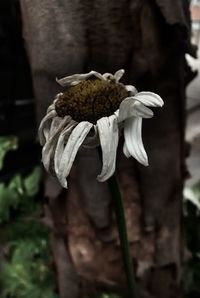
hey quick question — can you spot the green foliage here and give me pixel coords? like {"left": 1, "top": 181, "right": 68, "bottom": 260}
{"left": 0, "top": 136, "right": 58, "bottom": 298}
{"left": 24, "top": 167, "right": 42, "bottom": 197}
{"left": 184, "top": 182, "right": 200, "bottom": 297}
{"left": 0, "top": 167, "right": 42, "bottom": 224}
{"left": 0, "top": 136, "right": 17, "bottom": 170}
{"left": 1, "top": 240, "right": 58, "bottom": 298}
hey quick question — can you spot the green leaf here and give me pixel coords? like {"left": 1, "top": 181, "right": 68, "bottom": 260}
{"left": 24, "top": 166, "right": 42, "bottom": 197}
{"left": 0, "top": 178, "right": 23, "bottom": 224}
{"left": 0, "top": 136, "right": 18, "bottom": 171}
{"left": 8, "top": 175, "right": 25, "bottom": 198}
{"left": 0, "top": 183, "right": 12, "bottom": 223}
{"left": 0, "top": 239, "right": 58, "bottom": 298}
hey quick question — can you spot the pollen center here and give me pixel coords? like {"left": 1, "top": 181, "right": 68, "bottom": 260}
{"left": 55, "top": 79, "right": 128, "bottom": 123}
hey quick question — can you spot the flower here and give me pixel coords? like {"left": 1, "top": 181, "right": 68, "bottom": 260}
{"left": 38, "top": 69, "right": 163, "bottom": 188}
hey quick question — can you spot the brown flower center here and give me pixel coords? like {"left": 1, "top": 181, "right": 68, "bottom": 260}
{"left": 55, "top": 79, "right": 128, "bottom": 123}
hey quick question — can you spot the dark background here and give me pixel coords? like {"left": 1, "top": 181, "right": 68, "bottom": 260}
{"left": 0, "top": 0, "right": 39, "bottom": 182}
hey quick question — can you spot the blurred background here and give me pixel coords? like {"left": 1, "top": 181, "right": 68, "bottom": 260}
{"left": 0, "top": 1, "right": 200, "bottom": 298}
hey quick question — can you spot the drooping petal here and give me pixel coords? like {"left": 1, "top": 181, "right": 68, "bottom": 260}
{"left": 48, "top": 116, "right": 62, "bottom": 136}
{"left": 132, "top": 92, "right": 164, "bottom": 107}
{"left": 123, "top": 142, "right": 131, "bottom": 158}
{"left": 56, "top": 71, "right": 105, "bottom": 87}
{"left": 125, "top": 85, "right": 138, "bottom": 95}
{"left": 57, "top": 121, "right": 93, "bottom": 188}
{"left": 42, "top": 116, "right": 72, "bottom": 173}
{"left": 54, "top": 120, "right": 77, "bottom": 176}
{"left": 97, "top": 115, "right": 119, "bottom": 182}
{"left": 118, "top": 98, "right": 153, "bottom": 122}
{"left": 124, "top": 117, "right": 148, "bottom": 166}
{"left": 38, "top": 110, "right": 57, "bottom": 146}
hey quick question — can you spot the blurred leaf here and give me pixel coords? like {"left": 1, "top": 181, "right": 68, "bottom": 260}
{"left": 0, "top": 136, "right": 18, "bottom": 171}
{"left": 0, "top": 166, "right": 42, "bottom": 224}
{"left": 0, "top": 239, "right": 58, "bottom": 298}
{"left": 0, "top": 136, "right": 56, "bottom": 298}
{"left": 8, "top": 175, "right": 24, "bottom": 198}
{"left": 0, "top": 178, "right": 23, "bottom": 224}
{"left": 0, "top": 183, "right": 12, "bottom": 223}
{"left": 24, "top": 166, "right": 42, "bottom": 197}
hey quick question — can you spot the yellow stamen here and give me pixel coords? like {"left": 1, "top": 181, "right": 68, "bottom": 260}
{"left": 55, "top": 79, "right": 128, "bottom": 123}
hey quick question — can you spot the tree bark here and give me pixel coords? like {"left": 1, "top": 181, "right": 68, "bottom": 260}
{"left": 20, "top": 0, "right": 193, "bottom": 297}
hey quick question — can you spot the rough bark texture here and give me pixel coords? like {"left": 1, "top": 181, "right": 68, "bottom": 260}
{"left": 20, "top": 0, "right": 193, "bottom": 297}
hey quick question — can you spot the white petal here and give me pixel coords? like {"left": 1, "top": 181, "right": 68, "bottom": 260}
{"left": 42, "top": 116, "right": 72, "bottom": 173}
{"left": 123, "top": 142, "right": 131, "bottom": 158}
{"left": 47, "top": 94, "right": 62, "bottom": 113}
{"left": 47, "top": 103, "right": 55, "bottom": 114}
{"left": 38, "top": 110, "right": 57, "bottom": 146}
{"left": 49, "top": 116, "right": 62, "bottom": 136}
{"left": 118, "top": 98, "right": 153, "bottom": 122}
{"left": 124, "top": 117, "right": 148, "bottom": 166}
{"left": 114, "top": 110, "right": 119, "bottom": 117}
{"left": 97, "top": 115, "right": 119, "bottom": 182}
{"left": 58, "top": 121, "right": 93, "bottom": 188}
{"left": 56, "top": 71, "right": 105, "bottom": 87}
{"left": 102, "top": 72, "right": 114, "bottom": 80}
{"left": 114, "top": 69, "right": 125, "bottom": 82}
{"left": 54, "top": 121, "right": 77, "bottom": 176}
{"left": 132, "top": 92, "right": 164, "bottom": 107}
{"left": 125, "top": 85, "right": 138, "bottom": 95}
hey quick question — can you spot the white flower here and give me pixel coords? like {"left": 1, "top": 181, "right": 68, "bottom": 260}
{"left": 38, "top": 69, "right": 163, "bottom": 188}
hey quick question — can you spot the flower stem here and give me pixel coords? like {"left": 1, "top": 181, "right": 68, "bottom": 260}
{"left": 108, "top": 173, "right": 138, "bottom": 298}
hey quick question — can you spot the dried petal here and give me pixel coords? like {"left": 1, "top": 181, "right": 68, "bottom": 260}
{"left": 119, "top": 98, "right": 153, "bottom": 122}
{"left": 124, "top": 117, "right": 148, "bottom": 166}
{"left": 133, "top": 91, "right": 164, "bottom": 107}
{"left": 57, "top": 121, "right": 93, "bottom": 188}
{"left": 97, "top": 115, "right": 119, "bottom": 181}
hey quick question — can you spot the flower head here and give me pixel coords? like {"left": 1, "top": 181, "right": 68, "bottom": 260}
{"left": 38, "top": 69, "right": 163, "bottom": 188}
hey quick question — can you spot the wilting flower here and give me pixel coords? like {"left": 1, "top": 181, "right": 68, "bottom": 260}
{"left": 38, "top": 69, "right": 163, "bottom": 188}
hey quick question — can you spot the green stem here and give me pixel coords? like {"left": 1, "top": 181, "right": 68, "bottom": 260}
{"left": 108, "top": 173, "right": 138, "bottom": 298}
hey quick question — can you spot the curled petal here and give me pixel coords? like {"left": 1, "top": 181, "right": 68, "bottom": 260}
{"left": 132, "top": 92, "right": 164, "bottom": 107}
{"left": 56, "top": 71, "right": 105, "bottom": 87}
{"left": 42, "top": 116, "right": 72, "bottom": 173}
{"left": 124, "top": 117, "right": 148, "bottom": 166}
{"left": 48, "top": 116, "right": 62, "bottom": 136}
{"left": 54, "top": 121, "right": 77, "bottom": 176}
{"left": 97, "top": 115, "right": 119, "bottom": 182}
{"left": 118, "top": 98, "right": 153, "bottom": 122}
{"left": 114, "top": 69, "right": 125, "bottom": 82}
{"left": 38, "top": 110, "right": 57, "bottom": 146}
{"left": 57, "top": 121, "right": 93, "bottom": 188}
{"left": 47, "top": 93, "right": 63, "bottom": 113}
{"left": 125, "top": 85, "right": 138, "bottom": 95}
{"left": 103, "top": 72, "right": 114, "bottom": 80}
{"left": 47, "top": 103, "right": 55, "bottom": 114}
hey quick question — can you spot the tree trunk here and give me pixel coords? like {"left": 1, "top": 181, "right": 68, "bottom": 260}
{"left": 20, "top": 0, "right": 193, "bottom": 297}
